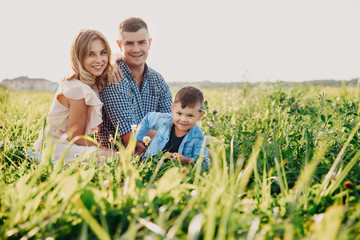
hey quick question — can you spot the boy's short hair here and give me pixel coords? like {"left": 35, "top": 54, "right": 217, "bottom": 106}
{"left": 174, "top": 86, "right": 204, "bottom": 109}
{"left": 118, "top": 17, "right": 148, "bottom": 40}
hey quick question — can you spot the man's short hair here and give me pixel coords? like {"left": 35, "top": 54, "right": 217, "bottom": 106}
{"left": 174, "top": 86, "right": 204, "bottom": 109}
{"left": 118, "top": 17, "right": 148, "bottom": 40}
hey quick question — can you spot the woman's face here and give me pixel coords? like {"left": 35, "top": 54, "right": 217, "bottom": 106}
{"left": 83, "top": 39, "right": 108, "bottom": 80}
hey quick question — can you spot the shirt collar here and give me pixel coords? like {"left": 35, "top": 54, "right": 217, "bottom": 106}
{"left": 119, "top": 59, "right": 149, "bottom": 80}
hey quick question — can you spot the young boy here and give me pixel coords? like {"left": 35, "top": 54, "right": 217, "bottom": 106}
{"left": 136, "top": 86, "right": 208, "bottom": 168}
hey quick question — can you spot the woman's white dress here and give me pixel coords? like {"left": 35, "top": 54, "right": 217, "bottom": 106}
{"left": 34, "top": 79, "right": 103, "bottom": 163}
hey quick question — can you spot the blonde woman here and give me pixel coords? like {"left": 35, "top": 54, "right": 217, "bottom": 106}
{"left": 34, "top": 29, "right": 119, "bottom": 163}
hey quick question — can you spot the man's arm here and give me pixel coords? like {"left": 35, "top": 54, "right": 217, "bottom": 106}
{"left": 100, "top": 84, "right": 135, "bottom": 145}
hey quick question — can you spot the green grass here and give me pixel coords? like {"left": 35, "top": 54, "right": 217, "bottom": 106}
{"left": 0, "top": 83, "right": 360, "bottom": 239}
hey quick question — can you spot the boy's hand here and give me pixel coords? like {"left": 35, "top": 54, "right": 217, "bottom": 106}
{"left": 136, "top": 141, "right": 147, "bottom": 155}
{"left": 173, "top": 153, "right": 194, "bottom": 167}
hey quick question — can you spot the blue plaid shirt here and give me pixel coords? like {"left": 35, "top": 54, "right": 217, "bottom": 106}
{"left": 98, "top": 59, "right": 173, "bottom": 147}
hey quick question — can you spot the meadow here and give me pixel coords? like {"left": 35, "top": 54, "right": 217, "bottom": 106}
{"left": 0, "top": 82, "right": 360, "bottom": 239}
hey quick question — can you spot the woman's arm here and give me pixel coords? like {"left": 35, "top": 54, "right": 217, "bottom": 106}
{"left": 57, "top": 88, "right": 118, "bottom": 163}
{"left": 66, "top": 97, "right": 98, "bottom": 147}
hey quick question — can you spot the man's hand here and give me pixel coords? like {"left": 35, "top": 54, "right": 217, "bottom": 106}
{"left": 173, "top": 153, "right": 194, "bottom": 167}
{"left": 107, "top": 63, "right": 123, "bottom": 85}
{"left": 115, "top": 55, "right": 123, "bottom": 63}
{"left": 107, "top": 53, "right": 123, "bottom": 85}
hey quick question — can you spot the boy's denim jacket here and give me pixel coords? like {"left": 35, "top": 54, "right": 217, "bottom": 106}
{"left": 136, "top": 112, "right": 208, "bottom": 166}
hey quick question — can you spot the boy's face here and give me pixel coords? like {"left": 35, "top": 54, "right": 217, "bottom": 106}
{"left": 171, "top": 102, "right": 205, "bottom": 135}
{"left": 116, "top": 28, "right": 152, "bottom": 69}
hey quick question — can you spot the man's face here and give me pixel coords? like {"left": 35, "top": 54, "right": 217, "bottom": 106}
{"left": 117, "top": 28, "right": 152, "bottom": 69}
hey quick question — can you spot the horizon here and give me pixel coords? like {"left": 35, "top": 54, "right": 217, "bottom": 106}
{"left": 2, "top": 75, "right": 359, "bottom": 85}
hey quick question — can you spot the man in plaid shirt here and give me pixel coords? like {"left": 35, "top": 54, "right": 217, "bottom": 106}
{"left": 98, "top": 17, "right": 173, "bottom": 148}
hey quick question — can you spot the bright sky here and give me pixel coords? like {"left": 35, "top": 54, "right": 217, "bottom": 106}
{"left": 1, "top": 0, "right": 359, "bottom": 83}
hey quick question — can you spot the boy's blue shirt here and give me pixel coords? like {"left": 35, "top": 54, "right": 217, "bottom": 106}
{"left": 136, "top": 112, "right": 208, "bottom": 167}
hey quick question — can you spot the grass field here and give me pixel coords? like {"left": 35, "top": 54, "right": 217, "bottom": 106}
{"left": 0, "top": 82, "right": 360, "bottom": 239}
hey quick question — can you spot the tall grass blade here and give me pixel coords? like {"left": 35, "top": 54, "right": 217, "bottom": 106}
{"left": 73, "top": 196, "right": 111, "bottom": 240}
{"left": 187, "top": 213, "right": 204, "bottom": 240}
{"left": 311, "top": 205, "right": 344, "bottom": 240}
{"left": 166, "top": 191, "right": 198, "bottom": 239}
{"left": 324, "top": 150, "right": 360, "bottom": 196}
{"left": 237, "top": 136, "right": 264, "bottom": 194}
{"left": 247, "top": 217, "right": 260, "bottom": 240}
{"left": 318, "top": 122, "right": 360, "bottom": 199}
{"left": 137, "top": 217, "right": 166, "bottom": 237}
{"left": 272, "top": 128, "right": 288, "bottom": 196}
{"left": 291, "top": 140, "right": 328, "bottom": 203}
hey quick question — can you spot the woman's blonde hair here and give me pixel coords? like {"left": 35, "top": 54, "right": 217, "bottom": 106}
{"left": 67, "top": 29, "right": 114, "bottom": 89}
